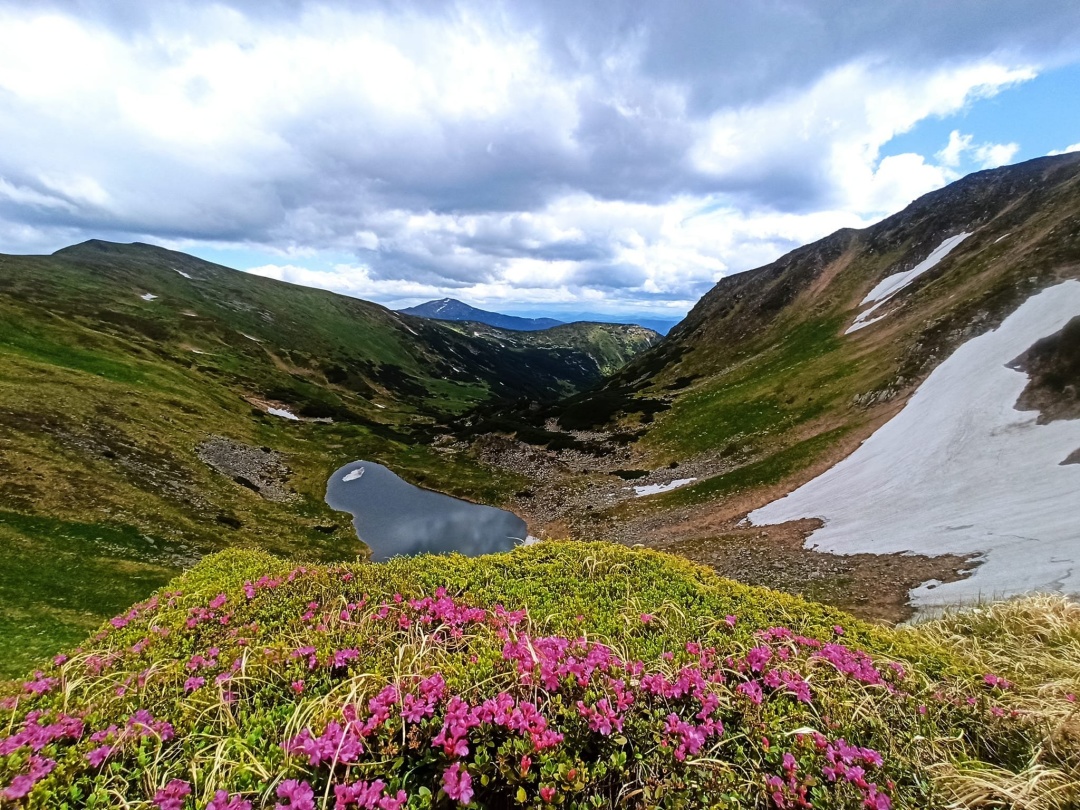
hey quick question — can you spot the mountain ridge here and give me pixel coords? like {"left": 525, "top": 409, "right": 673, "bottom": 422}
{"left": 471, "top": 151, "right": 1080, "bottom": 619}
{"left": 0, "top": 240, "right": 660, "bottom": 673}
{"left": 399, "top": 298, "right": 565, "bottom": 331}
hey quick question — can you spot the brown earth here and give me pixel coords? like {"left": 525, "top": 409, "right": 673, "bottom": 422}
{"left": 483, "top": 396, "right": 978, "bottom": 626}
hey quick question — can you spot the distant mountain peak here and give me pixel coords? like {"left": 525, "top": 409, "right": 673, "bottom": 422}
{"left": 399, "top": 298, "right": 566, "bottom": 331}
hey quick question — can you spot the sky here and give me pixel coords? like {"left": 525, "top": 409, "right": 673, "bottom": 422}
{"left": 1, "top": 1, "right": 1079, "bottom": 322}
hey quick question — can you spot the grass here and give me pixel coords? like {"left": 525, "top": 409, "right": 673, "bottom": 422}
{"left": 1, "top": 244, "right": 595, "bottom": 674}
{"left": 646, "top": 427, "right": 851, "bottom": 510}
{"left": 0, "top": 542, "right": 1076, "bottom": 808}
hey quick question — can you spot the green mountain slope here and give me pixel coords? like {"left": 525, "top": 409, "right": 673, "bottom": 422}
{"left": 480, "top": 153, "right": 1080, "bottom": 611}
{"left": 1, "top": 542, "right": 1075, "bottom": 808}
{"left": 0, "top": 241, "right": 654, "bottom": 674}
{"left": 439, "top": 321, "right": 661, "bottom": 376}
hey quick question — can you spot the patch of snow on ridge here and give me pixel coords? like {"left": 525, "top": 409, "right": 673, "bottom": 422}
{"left": 267, "top": 407, "right": 300, "bottom": 420}
{"left": 845, "top": 232, "right": 971, "bottom": 335}
{"left": 750, "top": 281, "right": 1080, "bottom": 610}
{"left": 173, "top": 268, "right": 193, "bottom": 279}
{"left": 632, "top": 478, "right": 697, "bottom": 497}
{"left": 140, "top": 292, "right": 158, "bottom": 301}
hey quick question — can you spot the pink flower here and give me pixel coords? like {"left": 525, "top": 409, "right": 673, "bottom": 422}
{"left": 291, "top": 680, "right": 305, "bottom": 694}
{"left": 1, "top": 755, "right": 55, "bottom": 800}
{"left": 207, "top": 790, "right": 252, "bottom": 810}
{"left": 153, "top": 779, "right": 191, "bottom": 810}
{"left": 86, "top": 745, "right": 113, "bottom": 767}
{"left": 640, "top": 613, "right": 653, "bottom": 624}
{"left": 442, "top": 763, "right": 473, "bottom": 805}
{"left": 737, "top": 680, "right": 763, "bottom": 705}
{"left": 184, "top": 676, "right": 205, "bottom": 692}
{"left": 520, "top": 755, "right": 532, "bottom": 774}
{"left": 209, "top": 593, "right": 228, "bottom": 610}
{"left": 275, "top": 779, "right": 315, "bottom": 810}
{"left": 539, "top": 786, "right": 556, "bottom": 803}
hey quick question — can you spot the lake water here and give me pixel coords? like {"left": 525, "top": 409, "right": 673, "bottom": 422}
{"left": 325, "top": 460, "right": 528, "bottom": 561}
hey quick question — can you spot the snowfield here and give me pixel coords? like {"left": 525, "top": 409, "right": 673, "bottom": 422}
{"left": 267, "top": 407, "right": 300, "bottom": 420}
{"left": 751, "top": 280, "right": 1080, "bottom": 610}
{"left": 632, "top": 478, "right": 697, "bottom": 497}
{"left": 845, "top": 232, "right": 971, "bottom": 334}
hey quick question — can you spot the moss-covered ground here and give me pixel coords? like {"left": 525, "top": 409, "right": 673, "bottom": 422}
{"left": 1, "top": 543, "right": 1076, "bottom": 808}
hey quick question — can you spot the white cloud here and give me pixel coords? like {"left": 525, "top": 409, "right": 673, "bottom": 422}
{"left": 1048, "top": 142, "right": 1080, "bottom": 155}
{"left": 937, "top": 130, "right": 1020, "bottom": 169}
{"left": 0, "top": 2, "right": 1068, "bottom": 317}
{"left": 936, "top": 130, "right": 973, "bottom": 167}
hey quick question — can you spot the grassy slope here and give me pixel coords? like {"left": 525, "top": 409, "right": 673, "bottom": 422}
{"left": 0, "top": 542, "right": 1075, "bottom": 808}
{"left": 441, "top": 322, "right": 662, "bottom": 377}
{"left": 558, "top": 153, "right": 1080, "bottom": 515}
{"left": 0, "top": 243, "right": 655, "bottom": 675}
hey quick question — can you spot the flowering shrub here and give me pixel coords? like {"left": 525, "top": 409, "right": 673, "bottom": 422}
{"left": 0, "top": 543, "right": 1073, "bottom": 808}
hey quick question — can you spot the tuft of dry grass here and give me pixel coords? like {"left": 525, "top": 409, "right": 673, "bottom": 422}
{"left": 914, "top": 595, "right": 1080, "bottom": 809}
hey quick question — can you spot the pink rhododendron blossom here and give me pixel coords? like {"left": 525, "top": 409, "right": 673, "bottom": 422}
{"left": 207, "top": 790, "right": 252, "bottom": 810}
{"left": 442, "top": 762, "right": 473, "bottom": 805}
{"left": 153, "top": 779, "right": 191, "bottom": 810}
{"left": 276, "top": 779, "right": 315, "bottom": 810}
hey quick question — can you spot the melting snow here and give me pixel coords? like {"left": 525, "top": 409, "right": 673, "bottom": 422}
{"left": 632, "top": 478, "right": 697, "bottom": 497}
{"left": 845, "top": 232, "right": 971, "bottom": 334}
{"left": 342, "top": 467, "right": 365, "bottom": 482}
{"left": 750, "top": 280, "right": 1080, "bottom": 610}
{"left": 267, "top": 407, "right": 300, "bottom": 420}
{"left": 140, "top": 293, "right": 158, "bottom": 301}
{"left": 173, "top": 268, "right": 193, "bottom": 279}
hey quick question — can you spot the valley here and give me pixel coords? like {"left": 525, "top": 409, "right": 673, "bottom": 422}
{"left": 1, "top": 153, "right": 1079, "bottom": 675}
{"left": 0, "top": 242, "right": 655, "bottom": 674}
{"left": 463, "top": 152, "right": 1080, "bottom": 620}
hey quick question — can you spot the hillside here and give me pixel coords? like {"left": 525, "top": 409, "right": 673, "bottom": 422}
{"left": 1, "top": 542, "right": 1076, "bottom": 809}
{"left": 0, "top": 242, "right": 656, "bottom": 675}
{"left": 470, "top": 153, "right": 1080, "bottom": 617}
{"left": 399, "top": 299, "right": 565, "bottom": 331}
{"left": 438, "top": 321, "right": 661, "bottom": 377}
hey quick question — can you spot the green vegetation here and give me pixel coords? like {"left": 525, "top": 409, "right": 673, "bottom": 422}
{"left": 1, "top": 543, "right": 1076, "bottom": 808}
{"left": 644, "top": 428, "right": 850, "bottom": 510}
{"left": 0, "top": 241, "right": 665, "bottom": 672}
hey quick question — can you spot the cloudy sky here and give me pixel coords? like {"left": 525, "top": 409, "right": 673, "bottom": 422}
{"left": 2, "top": 1, "right": 1079, "bottom": 321}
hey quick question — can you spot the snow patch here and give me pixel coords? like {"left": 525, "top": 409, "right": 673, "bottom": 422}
{"left": 845, "top": 232, "right": 971, "bottom": 335}
{"left": 342, "top": 467, "right": 365, "bottom": 482}
{"left": 632, "top": 478, "right": 697, "bottom": 497}
{"left": 140, "top": 292, "right": 158, "bottom": 301}
{"left": 267, "top": 407, "right": 300, "bottom": 421}
{"left": 751, "top": 280, "right": 1080, "bottom": 610}
{"left": 993, "top": 233, "right": 1011, "bottom": 244}
{"left": 173, "top": 268, "right": 193, "bottom": 279}
{"left": 241, "top": 333, "right": 262, "bottom": 342}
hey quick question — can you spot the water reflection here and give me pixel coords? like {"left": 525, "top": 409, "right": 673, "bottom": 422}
{"left": 325, "top": 461, "right": 526, "bottom": 561}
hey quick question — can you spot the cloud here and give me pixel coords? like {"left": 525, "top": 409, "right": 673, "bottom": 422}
{"left": 1048, "top": 142, "right": 1080, "bottom": 155}
{"left": 936, "top": 130, "right": 1021, "bottom": 169}
{"left": 0, "top": 1, "right": 1076, "bottom": 315}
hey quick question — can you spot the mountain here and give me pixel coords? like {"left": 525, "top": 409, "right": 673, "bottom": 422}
{"left": 399, "top": 298, "right": 565, "bottom": 330}
{"left": 487, "top": 152, "right": 1080, "bottom": 618}
{"left": 0, "top": 240, "right": 657, "bottom": 674}
{"left": 438, "top": 320, "right": 661, "bottom": 376}
{"left": 550, "top": 312, "right": 684, "bottom": 335}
